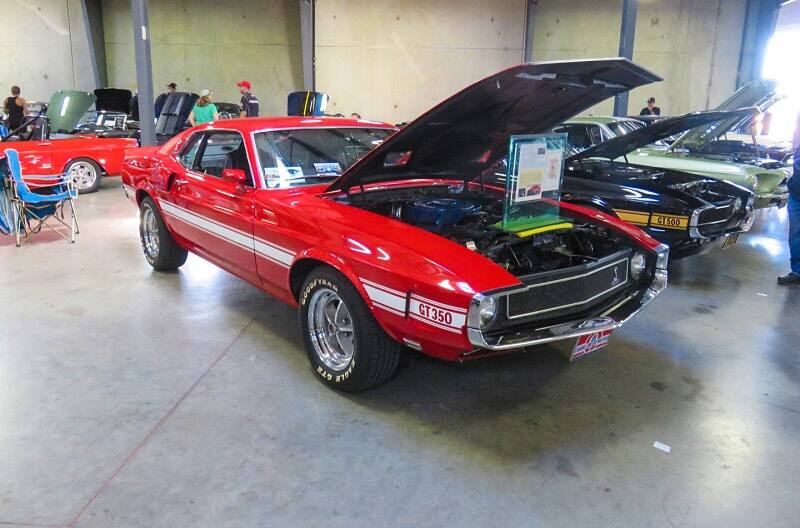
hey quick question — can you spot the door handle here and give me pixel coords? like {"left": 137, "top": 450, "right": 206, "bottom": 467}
{"left": 173, "top": 177, "right": 189, "bottom": 188}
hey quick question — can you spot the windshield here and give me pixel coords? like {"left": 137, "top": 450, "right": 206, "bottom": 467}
{"left": 607, "top": 119, "right": 673, "bottom": 148}
{"left": 254, "top": 127, "right": 393, "bottom": 189}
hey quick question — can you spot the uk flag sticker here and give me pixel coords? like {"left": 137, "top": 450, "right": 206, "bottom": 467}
{"left": 570, "top": 330, "right": 612, "bottom": 362}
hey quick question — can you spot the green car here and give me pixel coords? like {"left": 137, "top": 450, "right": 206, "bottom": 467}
{"left": 557, "top": 81, "right": 790, "bottom": 209}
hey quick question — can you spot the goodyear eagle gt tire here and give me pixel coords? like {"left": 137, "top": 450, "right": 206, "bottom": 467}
{"left": 299, "top": 267, "right": 401, "bottom": 392}
{"left": 139, "top": 196, "right": 188, "bottom": 271}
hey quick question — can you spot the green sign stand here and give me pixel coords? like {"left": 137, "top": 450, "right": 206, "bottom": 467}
{"left": 502, "top": 133, "right": 568, "bottom": 233}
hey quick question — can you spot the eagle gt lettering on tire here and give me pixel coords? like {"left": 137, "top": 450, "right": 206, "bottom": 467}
{"left": 299, "top": 267, "right": 401, "bottom": 392}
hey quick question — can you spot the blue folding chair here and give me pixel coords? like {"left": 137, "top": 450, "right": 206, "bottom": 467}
{"left": 0, "top": 165, "right": 14, "bottom": 235}
{"left": 3, "top": 148, "right": 78, "bottom": 246}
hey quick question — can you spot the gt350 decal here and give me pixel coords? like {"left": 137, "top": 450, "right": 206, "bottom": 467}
{"left": 409, "top": 295, "right": 466, "bottom": 334}
{"left": 359, "top": 280, "right": 467, "bottom": 334}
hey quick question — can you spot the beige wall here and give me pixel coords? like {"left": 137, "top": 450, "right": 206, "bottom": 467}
{"left": 0, "top": 0, "right": 95, "bottom": 103}
{"left": 529, "top": 0, "right": 622, "bottom": 115}
{"left": 102, "top": 0, "right": 303, "bottom": 115}
{"left": 630, "top": 0, "right": 747, "bottom": 116}
{"left": 317, "top": 0, "right": 748, "bottom": 122}
{"left": 315, "top": 0, "right": 526, "bottom": 123}
{"left": 532, "top": 0, "right": 747, "bottom": 116}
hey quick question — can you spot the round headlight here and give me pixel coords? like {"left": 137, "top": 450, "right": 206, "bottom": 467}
{"left": 479, "top": 297, "right": 497, "bottom": 328}
{"left": 630, "top": 251, "right": 647, "bottom": 281}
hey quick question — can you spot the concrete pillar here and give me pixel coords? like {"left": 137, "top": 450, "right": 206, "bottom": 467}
{"left": 523, "top": 0, "right": 536, "bottom": 62}
{"left": 132, "top": 0, "right": 155, "bottom": 145}
{"left": 300, "top": 0, "right": 315, "bottom": 91}
{"left": 613, "top": 0, "right": 638, "bottom": 116}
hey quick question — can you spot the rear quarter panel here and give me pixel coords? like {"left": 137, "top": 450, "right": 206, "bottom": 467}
{"left": 52, "top": 136, "right": 139, "bottom": 176}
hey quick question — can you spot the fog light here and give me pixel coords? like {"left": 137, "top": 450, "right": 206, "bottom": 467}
{"left": 479, "top": 297, "right": 497, "bottom": 328}
{"left": 630, "top": 251, "right": 647, "bottom": 281}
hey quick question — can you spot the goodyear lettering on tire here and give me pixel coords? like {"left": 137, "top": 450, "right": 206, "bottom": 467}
{"left": 300, "top": 278, "right": 338, "bottom": 306}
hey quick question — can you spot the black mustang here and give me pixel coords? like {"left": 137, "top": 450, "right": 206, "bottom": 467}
{"left": 561, "top": 109, "right": 757, "bottom": 259}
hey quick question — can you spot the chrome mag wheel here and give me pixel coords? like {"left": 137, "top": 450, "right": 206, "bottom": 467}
{"left": 141, "top": 205, "right": 160, "bottom": 260}
{"left": 307, "top": 288, "right": 355, "bottom": 371}
{"left": 69, "top": 161, "right": 98, "bottom": 190}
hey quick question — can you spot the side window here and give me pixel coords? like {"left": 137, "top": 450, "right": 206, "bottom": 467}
{"left": 195, "top": 131, "right": 253, "bottom": 185}
{"left": 562, "top": 125, "right": 592, "bottom": 150}
{"left": 587, "top": 126, "right": 604, "bottom": 146}
{"left": 179, "top": 134, "right": 202, "bottom": 169}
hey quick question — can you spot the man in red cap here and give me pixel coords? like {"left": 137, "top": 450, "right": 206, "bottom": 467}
{"left": 237, "top": 80, "right": 259, "bottom": 118}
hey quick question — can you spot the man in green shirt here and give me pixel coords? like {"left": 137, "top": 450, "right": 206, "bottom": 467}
{"left": 189, "top": 89, "right": 219, "bottom": 126}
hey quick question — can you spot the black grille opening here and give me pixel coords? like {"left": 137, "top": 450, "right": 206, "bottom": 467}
{"left": 698, "top": 204, "right": 736, "bottom": 225}
{"left": 506, "top": 254, "right": 630, "bottom": 319}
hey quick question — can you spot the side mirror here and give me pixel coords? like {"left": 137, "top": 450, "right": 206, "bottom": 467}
{"left": 222, "top": 168, "right": 247, "bottom": 185}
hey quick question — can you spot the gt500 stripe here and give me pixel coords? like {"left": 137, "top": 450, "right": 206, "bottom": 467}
{"left": 159, "top": 200, "right": 295, "bottom": 267}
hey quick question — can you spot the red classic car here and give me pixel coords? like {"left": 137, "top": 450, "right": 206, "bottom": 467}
{"left": 122, "top": 58, "right": 669, "bottom": 391}
{"left": 1, "top": 90, "right": 138, "bottom": 193}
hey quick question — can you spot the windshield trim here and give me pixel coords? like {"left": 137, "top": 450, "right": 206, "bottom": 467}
{"left": 248, "top": 125, "right": 396, "bottom": 191}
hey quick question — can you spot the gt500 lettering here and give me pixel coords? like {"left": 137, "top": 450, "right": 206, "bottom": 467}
{"left": 417, "top": 303, "right": 453, "bottom": 325}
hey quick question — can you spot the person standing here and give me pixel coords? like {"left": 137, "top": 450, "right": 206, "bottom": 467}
{"left": 237, "top": 80, "right": 259, "bottom": 118}
{"left": 188, "top": 90, "right": 219, "bottom": 126}
{"left": 639, "top": 97, "right": 661, "bottom": 116}
{"left": 777, "top": 114, "right": 800, "bottom": 285}
{"left": 4, "top": 86, "right": 26, "bottom": 132}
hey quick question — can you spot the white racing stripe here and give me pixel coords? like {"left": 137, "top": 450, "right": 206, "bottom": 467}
{"left": 159, "top": 200, "right": 295, "bottom": 268}
{"left": 359, "top": 278, "right": 466, "bottom": 335}
{"left": 362, "top": 283, "right": 406, "bottom": 313}
{"left": 409, "top": 313, "right": 462, "bottom": 334}
{"left": 254, "top": 239, "right": 294, "bottom": 266}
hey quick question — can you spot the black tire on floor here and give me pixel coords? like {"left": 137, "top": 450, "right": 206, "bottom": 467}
{"left": 65, "top": 158, "right": 103, "bottom": 194}
{"left": 299, "top": 267, "right": 401, "bottom": 392}
{"left": 139, "top": 196, "right": 188, "bottom": 271}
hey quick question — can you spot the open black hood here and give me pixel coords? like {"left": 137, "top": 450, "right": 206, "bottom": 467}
{"left": 155, "top": 92, "right": 199, "bottom": 139}
{"left": 94, "top": 88, "right": 132, "bottom": 113}
{"left": 568, "top": 108, "right": 758, "bottom": 162}
{"left": 327, "top": 58, "right": 661, "bottom": 192}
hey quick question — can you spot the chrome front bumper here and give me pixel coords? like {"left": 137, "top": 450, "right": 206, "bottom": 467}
{"left": 466, "top": 247, "right": 669, "bottom": 352}
{"left": 754, "top": 188, "right": 789, "bottom": 209}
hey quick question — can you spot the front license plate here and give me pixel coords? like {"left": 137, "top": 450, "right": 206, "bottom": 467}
{"left": 722, "top": 234, "right": 739, "bottom": 249}
{"left": 571, "top": 330, "right": 612, "bottom": 362}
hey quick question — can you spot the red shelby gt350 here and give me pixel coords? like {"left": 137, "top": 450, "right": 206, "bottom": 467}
{"left": 122, "top": 58, "right": 669, "bottom": 391}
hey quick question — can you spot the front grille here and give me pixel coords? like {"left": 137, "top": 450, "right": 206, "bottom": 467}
{"left": 507, "top": 256, "right": 630, "bottom": 319}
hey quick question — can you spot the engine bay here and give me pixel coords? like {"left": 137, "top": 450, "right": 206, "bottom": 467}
{"left": 350, "top": 185, "right": 633, "bottom": 277}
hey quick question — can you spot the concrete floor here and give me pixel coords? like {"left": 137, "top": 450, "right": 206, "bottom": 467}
{"left": 1, "top": 180, "right": 798, "bottom": 528}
